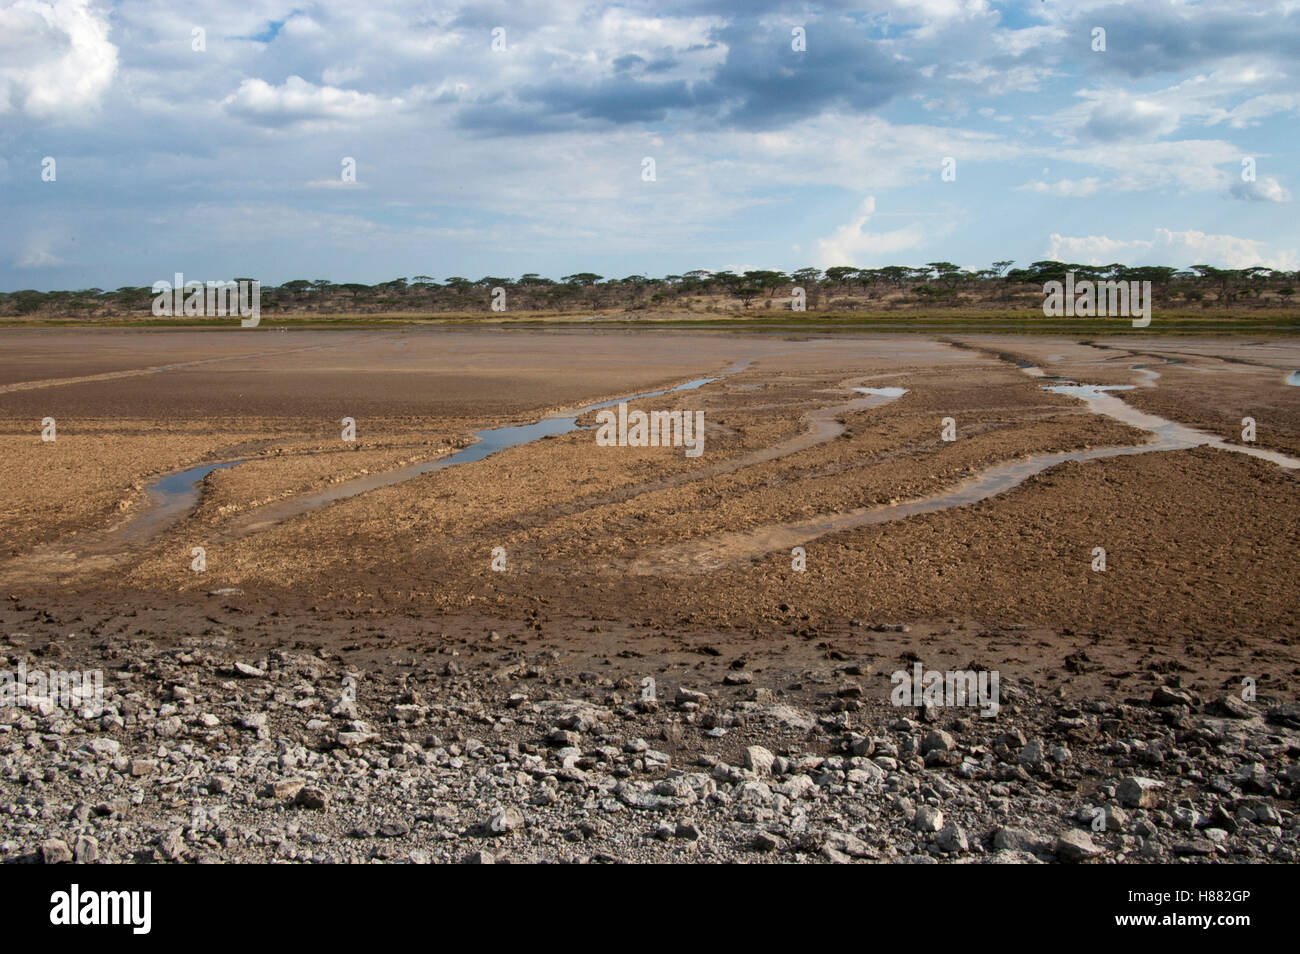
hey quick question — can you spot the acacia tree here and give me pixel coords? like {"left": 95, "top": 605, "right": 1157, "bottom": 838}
{"left": 742, "top": 270, "right": 788, "bottom": 296}
{"left": 926, "top": 262, "right": 963, "bottom": 285}
{"left": 561, "top": 273, "right": 603, "bottom": 286}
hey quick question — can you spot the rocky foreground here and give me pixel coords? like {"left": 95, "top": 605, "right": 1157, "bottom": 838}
{"left": 2, "top": 629, "right": 1297, "bottom": 864}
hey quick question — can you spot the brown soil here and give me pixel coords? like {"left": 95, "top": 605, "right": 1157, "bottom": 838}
{"left": 1, "top": 328, "right": 1296, "bottom": 707}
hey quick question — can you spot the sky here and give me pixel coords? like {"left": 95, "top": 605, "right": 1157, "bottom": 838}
{"left": 1, "top": 0, "right": 1298, "bottom": 291}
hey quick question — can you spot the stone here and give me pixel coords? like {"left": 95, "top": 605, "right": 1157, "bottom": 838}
{"left": 825, "top": 831, "right": 874, "bottom": 858}
{"left": 41, "top": 839, "right": 73, "bottom": 864}
{"left": 74, "top": 836, "right": 99, "bottom": 864}
{"left": 1117, "top": 776, "right": 1165, "bottom": 809}
{"left": 922, "top": 729, "right": 956, "bottom": 754}
{"left": 985, "top": 850, "right": 1044, "bottom": 864}
{"left": 752, "top": 832, "right": 782, "bottom": 852}
{"left": 743, "top": 745, "right": 775, "bottom": 776}
{"left": 156, "top": 830, "right": 186, "bottom": 862}
{"left": 849, "top": 736, "right": 875, "bottom": 757}
{"left": 488, "top": 806, "right": 524, "bottom": 834}
{"left": 1019, "top": 739, "right": 1045, "bottom": 767}
{"left": 295, "top": 788, "right": 328, "bottom": 810}
{"left": 268, "top": 778, "right": 305, "bottom": 800}
{"left": 1095, "top": 805, "right": 1128, "bottom": 832}
{"left": 913, "top": 805, "right": 944, "bottom": 832}
{"left": 993, "top": 827, "right": 1048, "bottom": 854}
{"left": 675, "top": 821, "right": 701, "bottom": 841}
{"left": 674, "top": 687, "right": 709, "bottom": 707}
{"left": 1055, "top": 829, "right": 1103, "bottom": 862}
{"left": 378, "top": 820, "right": 411, "bottom": 838}
{"left": 936, "top": 823, "right": 968, "bottom": 853}
{"left": 1213, "top": 695, "right": 1254, "bottom": 719}
{"left": 84, "top": 738, "right": 120, "bottom": 758}
{"left": 1151, "top": 685, "right": 1194, "bottom": 708}
{"left": 764, "top": 705, "right": 816, "bottom": 732}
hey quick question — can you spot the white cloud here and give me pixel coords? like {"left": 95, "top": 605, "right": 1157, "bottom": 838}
{"left": 1229, "top": 175, "right": 1292, "bottom": 203}
{"left": 1047, "top": 228, "right": 1298, "bottom": 270}
{"left": 945, "top": 62, "right": 1053, "bottom": 95}
{"left": 221, "top": 76, "right": 404, "bottom": 127}
{"left": 304, "top": 178, "right": 371, "bottom": 190}
{"left": 15, "top": 242, "right": 66, "bottom": 268}
{"left": 1019, "top": 177, "right": 1103, "bottom": 198}
{"left": 1079, "top": 95, "right": 1182, "bottom": 142}
{"left": 0, "top": 0, "right": 117, "bottom": 117}
{"left": 4, "top": 0, "right": 1300, "bottom": 287}
{"left": 1051, "top": 138, "right": 1244, "bottom": 194}
{"left": 1214, "top": 92, "right": 1300, "bottom": 128}
{"left": 814, "top": 197, "right": 939, "bottom": 267}
{"left": 992, "top": 25, "right": 1066, "bottom": 57}
{"left": 1044, "top": 63, "right": 1300, "bottom": 147}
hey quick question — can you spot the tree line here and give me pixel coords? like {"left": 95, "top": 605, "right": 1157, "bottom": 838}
{"left": 2, "top": 261, "right": 1295, "bottom": 317}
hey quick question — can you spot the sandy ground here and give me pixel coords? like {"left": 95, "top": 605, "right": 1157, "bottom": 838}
{"left": 0, "top": 328, "right": 1297, "bottom": 705}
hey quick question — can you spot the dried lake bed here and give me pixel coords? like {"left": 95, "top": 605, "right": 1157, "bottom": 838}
{"left": 1, "top": 327, "right": 1297, "bottom": 863}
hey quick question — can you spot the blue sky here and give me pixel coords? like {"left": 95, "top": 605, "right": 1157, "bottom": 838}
{"left": 1, "top": 0, "right": 1298, "bottom": 291}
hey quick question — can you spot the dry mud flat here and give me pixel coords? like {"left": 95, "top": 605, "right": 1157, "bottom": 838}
{"left": 0, "top": 328, "right": 1297, "bottom": 862}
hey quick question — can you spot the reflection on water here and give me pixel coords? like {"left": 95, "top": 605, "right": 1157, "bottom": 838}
{"left": 1131, "top": 365, "right": 1160, "bottom": 387}
{"left": 1042, "top": 383, "right": 1136, "bottom": 399}
{"left": 128, "top": 460, "right": 243, "bottom": 540}
{"left": 389, "top": 377, "right": 718, "bottom": 475}
{"left": 153, "top": 461, "right": 242, "bottom": 496}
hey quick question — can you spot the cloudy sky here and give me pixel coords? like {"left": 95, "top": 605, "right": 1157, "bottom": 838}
{"left": 2, "top": 0, "right": 1298, "bottom": 290}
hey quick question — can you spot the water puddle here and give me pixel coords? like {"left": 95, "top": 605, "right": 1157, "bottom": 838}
{"left": 1035, "top": 382, "right": 1300, "bottom": 469}
{"left": 2, "top": 351, "right": 791, "bottom": 577}
{"left": 422, "top": 376, "right": 718, "bottom": 470}
{"left": 1130, "top": 365, "right": 1160, "bottom": 387}
{"left": 1287, "top": 371, "right": 1300, "bottom": 386}
{"left": 107, "top": 353, "right": 793, "bottom": 543}
{"left": 1042, "top": 383, "right": 1135, "bottom": 399}
{"left": 853, "top": 387, "right": 909, "bottom": 398}
{"left": 226, "top": 375, "right": 725, "bottom": 534}
{"left": 125, "top": 460, "right": 244, "bottom": 540}
{"left": 153, "top": 460, "right": 243, "bottom": 496}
